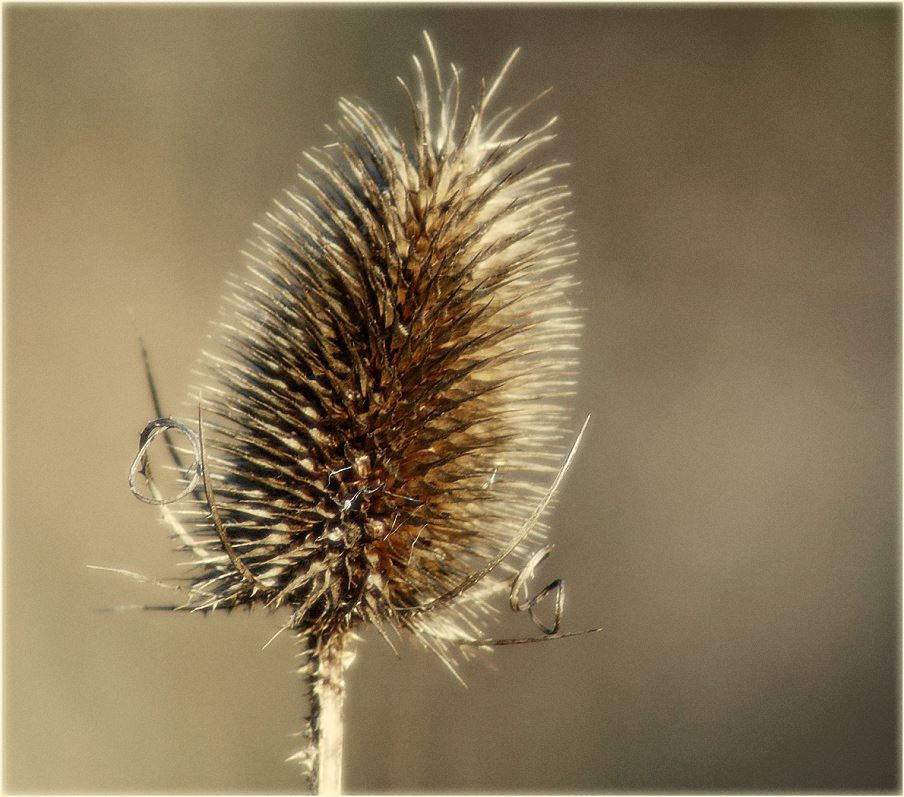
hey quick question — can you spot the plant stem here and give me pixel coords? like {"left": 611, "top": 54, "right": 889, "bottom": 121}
{"left": 308, "top": 631, "right": 349, "bottom": 797}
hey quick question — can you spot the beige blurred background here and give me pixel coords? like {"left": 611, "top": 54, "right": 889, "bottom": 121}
{"left": 4, "top": 4, "right": 899, "bottom": 793}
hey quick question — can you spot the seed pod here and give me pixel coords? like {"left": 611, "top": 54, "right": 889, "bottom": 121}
{"left": 132, "top": 35, "right": 582, "bottom": 792}
{"left": 168, "top": 38, "right": 579, "bottom": 645}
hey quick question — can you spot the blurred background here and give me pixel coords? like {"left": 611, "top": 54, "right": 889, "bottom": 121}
{"left": 4, "top": 5, "right": 899, "bottom": 793}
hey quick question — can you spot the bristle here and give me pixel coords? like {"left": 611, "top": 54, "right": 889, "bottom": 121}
{"left": 157, "top": 42, "right": 580, "bottom": 659}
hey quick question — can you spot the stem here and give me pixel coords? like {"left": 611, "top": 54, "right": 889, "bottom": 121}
{"left": 306, "top": 631, "right": 349, "bottom": 797}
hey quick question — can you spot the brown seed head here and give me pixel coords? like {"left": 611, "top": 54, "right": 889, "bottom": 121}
{"left": 166, "top": 38, "right": 580, "bottom": 657}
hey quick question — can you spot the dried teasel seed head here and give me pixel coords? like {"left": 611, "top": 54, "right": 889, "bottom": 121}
{"left": 165, "top": 37, "right": 581, "bottom": 666}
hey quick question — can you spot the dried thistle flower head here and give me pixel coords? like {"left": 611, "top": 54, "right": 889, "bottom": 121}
{"left": 125, "top": 34, "right": 588, "bottom": 793}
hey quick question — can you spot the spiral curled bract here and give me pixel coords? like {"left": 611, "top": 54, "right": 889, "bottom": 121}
{"left": 171, "top": 42, "right": 580, "bottom": 652}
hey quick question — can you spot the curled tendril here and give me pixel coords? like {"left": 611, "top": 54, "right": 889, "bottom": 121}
{"left": 510, "top": 545, "right": 564, "bottom": 636}
{"left": 128, "top": 404, "right": 266, "bottom": 590}
{"left": 128, "top": 417, "right": 201, "bottom": 505}
{"left": 455, "top": 544, "right": 602, "bottom": 648}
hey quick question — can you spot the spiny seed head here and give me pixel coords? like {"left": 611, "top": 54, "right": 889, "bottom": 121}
{"left": 169, "top": 38, "right": 580, "bottom": 655}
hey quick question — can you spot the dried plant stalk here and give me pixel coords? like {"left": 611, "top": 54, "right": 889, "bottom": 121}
{"left": 284, "top": 631, "right": 359, "bottom": 795}
{"left": 124, "top": 34, "right": 589, "bottom": 794}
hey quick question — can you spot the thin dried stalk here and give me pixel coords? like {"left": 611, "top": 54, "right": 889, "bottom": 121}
{"left": 298, "top": 632, "right": 352, "bottom": 796}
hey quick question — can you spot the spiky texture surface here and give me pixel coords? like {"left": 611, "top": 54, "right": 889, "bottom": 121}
{"left": 169, "top": 41, "right": 579, "bottom": 658}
